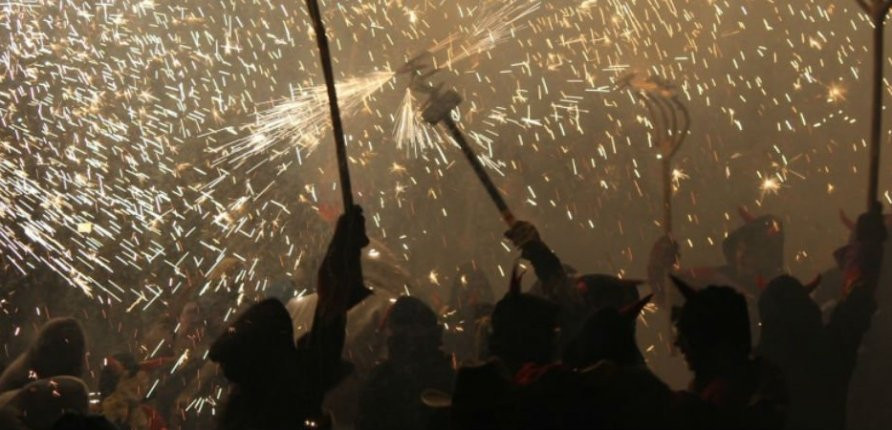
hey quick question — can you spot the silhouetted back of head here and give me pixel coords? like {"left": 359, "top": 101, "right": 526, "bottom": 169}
{"left": 574, "top": 274, "right": 641, "bottom": 311}
{"left": 452, "top": 262, "right": 495, "bottom": 309}
{"left": 30, "top": 318, "right": 85, "bottom": 380}
{"left": 384, "top": 296, "right": 442, "bottom": 360}
{"left": 673, "top": 283, "right": 751, "bottom": 373}
{"left": 489, "top": 291, "right": 559, "bottom": 368}
{"left": 723, "top": 214, "right": 784, "bottom": 276}
{"left": 758, "top": 275, "right": 823, "bottom": 353}
{"left": 563, "top": 296, "right": 650, "bottom": 368}
{"left": 209, "top": 298, "right": 295, "bottom": 385}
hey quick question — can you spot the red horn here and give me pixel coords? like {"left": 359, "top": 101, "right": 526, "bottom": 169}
{"left": 804, "top": 275, "right": 822, "bottom": 295}
{"left": 839, "top": 210, "right": 855, "bottom": 232}
{"left": 620, "top": 294, "right": 653, "bottom": 318}
{"left": 756, "top": 275, "right": 767, "bottom": 291}
{"left": 738, "top": 206, "right": 756, "bottom": 223}
{"left": 669, "top": 275, "right": 696, "bottom": 301}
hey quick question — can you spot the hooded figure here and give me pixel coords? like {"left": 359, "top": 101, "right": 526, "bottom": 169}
{"left": 356, "top": 297, "right": 453, "bottom": 430}
{"left": 0, "top": 318, "right": 85, "bottom": 393}
{"left": 209, "top": 299, "right": 310, "bottom": 430}
{"left": 672, "top": 278, "right": 787, "bottom": 430}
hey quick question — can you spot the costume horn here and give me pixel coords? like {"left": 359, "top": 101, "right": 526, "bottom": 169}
{"left": 839, "top": 210, "right": 855, "bottom": 232}
{"left": 670, "top": 275, "right": 696, "bottom": 301}
{"left": 738, "top": 206, "right": 756, "bottom": 223}
{"left": 804, "top": 275, "right": 822, "bottom": 295}
{"left": 620, "top": 294, "right": 653, "bottom": 318}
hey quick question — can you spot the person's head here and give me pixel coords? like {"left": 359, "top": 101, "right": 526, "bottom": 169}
{"left": 488, "top": 275, "right": 560, "bottom": 369}
{"left": 0, "top": 376, "right": 89, "bottom": 430}
{"left": 563, "top": 295, "right": 651, "bottom": 369}
{"left": 98, "top": 353, "right": 138, "bottom": 399}
{"left": 383, "top": 296, "right": 442, "bottom": 362}
{"left": 758, "top": 275, "right": 822, "bottom": 343}
{"left": 30, "top": 318, "right": 85, "bottom": 380}
{"left": 451, "top": 262, "right": 494, "bottom": 309}
{"left": 723, "top": 211, "right": 784, "bottom": 278}
{"left": 574, "top": 274, "right": 642, "bottom": 312}
{"left": 209, "top": 299, "right": 295, "bottom": 385}
{"left": 671, "top": 278, "right": 751, "bottom": 376}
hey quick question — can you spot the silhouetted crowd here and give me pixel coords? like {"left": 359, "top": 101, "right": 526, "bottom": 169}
{"left": 0, "top": 200, "right": 887, "bottom": 430}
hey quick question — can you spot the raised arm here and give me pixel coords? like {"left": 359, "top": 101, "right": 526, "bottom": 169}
{"left": 504, "top": 221, "right": 568, "bottom": 302}
{"left": 647, "top": 234, "right": 680, "bottom": 307}
{"left": 828, "top": 203, "right": 887, "bottom": 371}
{"left": 300, "top": 205, "right": 373, "bottom": 421}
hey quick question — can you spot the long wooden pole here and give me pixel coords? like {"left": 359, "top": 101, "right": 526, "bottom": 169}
{"left": 662, "top": 157, "right": 673, "bottom": 235}
{"left": 869, "top": 18, "right": 886, "bottom": 208}
{"left": 442, "top": 117, "right": 517, "bottom": 226}
{"left": 306, "top": 0, "right": 354, "bottom": 209}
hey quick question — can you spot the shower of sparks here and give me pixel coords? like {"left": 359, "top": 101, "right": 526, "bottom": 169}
{"left": 0, "top": 0, "right": 886, "bottom": 328}
{"left": 430, "top": 0, "right": 543, "bottom": 68}
{"left": 393, "top": 89, "right": 448, "bottom": 161}
{"left": 827, "top": 83, "right": 847, "bottom": 103}
{"left": 760, "top": 177, "right": 783, "bottom": 199}
{"left": 213, "top": 71, "right": 396, "bottom": 167}
{"left": 671, "top": 168, "right": 689, "bottom": 188}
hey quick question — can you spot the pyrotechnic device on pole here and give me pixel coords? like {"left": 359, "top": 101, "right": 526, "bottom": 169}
{"left": 306, "top": 0, "right": 354, "bottom": 210}
{"left": 419, "top": 85, "right": 517, "bottom": 226}
{"left": 620, "top": 74, "right": 690, "bottom": 234}
{"left": 856, "top": 0, "right": 892, "bottom": 209}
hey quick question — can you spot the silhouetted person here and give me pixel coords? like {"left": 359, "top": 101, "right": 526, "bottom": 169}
{"left": 356, "top": 297, "right": 454, "bottom": 430}
{"left": 0, "top": 318, "right": 85, "bottom": 393}
{"left": 671, "top": 277, "right": 787, "bottom": 430}
{"left": 209, "top": 206, "right": 372, "bottom": 430}
{"left": 758, "top": 206, "right": 885, "bottom": 430}
{"left": 846, "top": 210, "right": 892, "bottom": 429}
{"left": 650, "top": 208, "right": 785, "bottom": 309}
{"left": 0, "top": 376, "right": 89, "bottom": 430}
{"left": 504, "top": 221, "right": 640, "bottom": 345}
{"left": 450, "top": 265, "right": 562, "bottom": 430}
{"left": 559, "top": 295, "right": 689, "bottom": 429}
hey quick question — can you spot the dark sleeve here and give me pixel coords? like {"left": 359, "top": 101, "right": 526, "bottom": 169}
{"left": 521, "top": 240, "right": 568, "bottom": 300}
{"left": 297, "top": 313, "right": 350, "bottom": 420}
{"left": 355, "top": 368, "right": 392, "bottom": 430}
{"left": 827, "top": 286, "right": 877, "bottom": 375}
